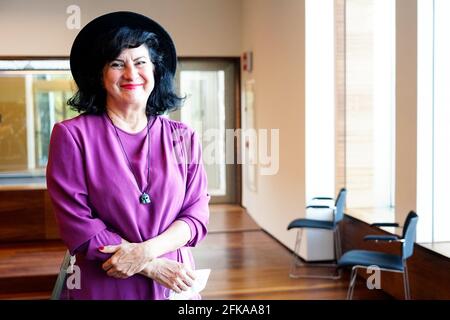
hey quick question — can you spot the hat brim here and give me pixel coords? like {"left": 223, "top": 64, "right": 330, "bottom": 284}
{"left": 70, "top": 11, "right": 177, "bottom": 87}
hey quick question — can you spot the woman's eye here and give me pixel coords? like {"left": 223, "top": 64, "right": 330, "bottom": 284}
{"left": 110, "top": 62, "right": 124, "bottom": 68}
{"left": 135, "top": 60, "right": 146, "bottom": 66}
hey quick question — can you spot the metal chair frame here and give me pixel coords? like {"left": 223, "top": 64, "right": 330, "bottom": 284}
{"left": 288, "top": 188, "right": 347, "bottom": 280}
{"left": 340, "top": 211, "right": 418, "bottom": 300}
{"left": 346, "top": 257, "right": 411, "bottom": 300}
{"left": 289, "top": 224, "right": 343, "bottom": 279}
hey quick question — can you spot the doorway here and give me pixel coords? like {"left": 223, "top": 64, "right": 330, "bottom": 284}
{"left": 172, "top": 58, "right": 240, "bottom": 204}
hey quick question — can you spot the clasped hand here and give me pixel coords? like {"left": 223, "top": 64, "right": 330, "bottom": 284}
{"left": 100, "top": 242, "right": 151, "bottom": 279}
{"left": 99, "top": 242, "right": 196, "bottom": 294}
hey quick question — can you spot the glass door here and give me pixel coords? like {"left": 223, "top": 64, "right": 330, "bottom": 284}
{"left": 172, "top": 59, "right": 239, "bottom": 204}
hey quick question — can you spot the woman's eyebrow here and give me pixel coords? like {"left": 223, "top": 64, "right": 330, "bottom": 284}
{"left": 112, "top": 56, "right": 148, "bottom": 63}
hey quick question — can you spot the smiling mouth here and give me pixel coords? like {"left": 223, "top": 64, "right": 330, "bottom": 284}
{"left": 120, "top": 84, "right": 144, "bottom": 90}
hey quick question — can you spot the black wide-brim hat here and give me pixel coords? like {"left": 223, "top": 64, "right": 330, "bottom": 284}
{"left": 70, "top": 11, "right": 177, "bottom": 88}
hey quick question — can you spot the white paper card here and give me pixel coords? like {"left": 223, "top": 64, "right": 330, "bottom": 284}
{"left": 168, "top": 269, "right": 211, "bottom": 300}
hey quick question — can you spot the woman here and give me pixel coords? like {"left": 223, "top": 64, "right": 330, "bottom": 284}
{"left": 46, "top": 11, "right": 210, "bottom": 300}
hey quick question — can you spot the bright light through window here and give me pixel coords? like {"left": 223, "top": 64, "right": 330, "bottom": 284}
{"left": 305, "top": 0, "right": 335, "bottom": 201}
{"left": 345, "top": 0, "right": 395, "bottom": 210}
{"left": 417, "top": 0, "right": 450, "bottom": 242}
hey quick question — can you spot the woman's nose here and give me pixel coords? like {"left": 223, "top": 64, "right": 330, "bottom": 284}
{"left": 123, "top": 64, "right": 138, "bottom": 80}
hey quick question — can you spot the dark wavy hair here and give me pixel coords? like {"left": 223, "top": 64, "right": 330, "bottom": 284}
{"left": 68, "top": 27, "right": 184, "bottom": 116}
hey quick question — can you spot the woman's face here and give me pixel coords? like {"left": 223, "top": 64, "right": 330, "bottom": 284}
{"left": 102, "top": 44, "right": 155, "bottom": 109}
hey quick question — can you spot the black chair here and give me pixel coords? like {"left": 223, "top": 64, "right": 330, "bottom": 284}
{"left": 366, "top": 210, "right": 416, "bottom": 242}
{"left": 337, "top": 211, "right": 418, "bottom": 299}
{"left": 287, "top": 188, "right": 347, "bottom": 279}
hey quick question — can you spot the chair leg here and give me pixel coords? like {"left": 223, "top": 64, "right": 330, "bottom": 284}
{"left": 334, "top": 227, "right": 342, "bottom": 279}
{"left": 336, "top": 226, "right": 342, "bottom": 260}
{"left": 347, "top": 267, "right": 358, "bottom": 300}
{"left": 333, "top": 229, "right": 338, "bottom": 261}
{"left": 289, "top": 229, "right": 303, "bottom": 278}
{"left": 290, "top": 228, "right": 341, "bottom": 279}
{"left": 403, "top": 262, "right": 411, "bottom": 300}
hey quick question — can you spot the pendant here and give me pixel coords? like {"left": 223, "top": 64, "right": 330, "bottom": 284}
{"left": 140, "top": 192, "right": 151, "bottom": 204}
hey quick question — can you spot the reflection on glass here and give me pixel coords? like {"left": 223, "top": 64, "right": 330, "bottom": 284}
{"left": 0, "top": 69, "right": 76, "bottom": 182}
{"left": 180, "top": 70, "right": 226, "bottom": 196}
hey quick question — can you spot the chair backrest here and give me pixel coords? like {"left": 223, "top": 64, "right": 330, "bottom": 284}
{"left": 401, "top": 210, "right": 417, "bottom": 239}
{"left": 334, "top": 188, "right": 347, "bottom": 225}
{"left": 402, "top": 211, "right": 418, "bottom": 260}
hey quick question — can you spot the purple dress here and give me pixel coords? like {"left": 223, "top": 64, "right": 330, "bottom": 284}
{"left": 46, "top": 113, "right": 210, "bottom": 300}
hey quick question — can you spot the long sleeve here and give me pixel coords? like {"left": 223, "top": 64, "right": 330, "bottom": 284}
{"left": 46, "top": 123, "right": 121, "bottom": 259}
{"left": 75, "top": 228, "right": 122, "bottom": 260}
{"left": 176, "top": 131, "right": 210, "bottom": 247}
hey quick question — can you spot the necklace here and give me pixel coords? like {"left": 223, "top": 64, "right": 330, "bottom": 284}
{"left": 106, "top": 113, "right": 152, "bottom": 204}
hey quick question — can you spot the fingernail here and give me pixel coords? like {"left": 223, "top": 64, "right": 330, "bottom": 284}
{"left": 98, "top": 246, "right": 104, "bottom": 250}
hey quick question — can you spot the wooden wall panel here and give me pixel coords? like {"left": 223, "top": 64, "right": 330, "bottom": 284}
{"left": 44, "top": 191, "right": 59, "bottom": 239}
{"left": 0, "top": 188, "right": 59, "bottom": 242}
{"left": 0, "top": 189, "right": 45, "bottom": 241}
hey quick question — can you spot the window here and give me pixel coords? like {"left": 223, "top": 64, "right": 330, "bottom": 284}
{"left": 0, "top": 60, "right": 76, "bottom": 184}
{"left": 417, "top": 0, "right": 450, "bottom": 242}
{"left": 344, "top": 0, "right": 396, "bottom": 210}
{"left": 305, "top": 0, "right": 395, "bottom": 208}
{"left": 305, "top": 0, "right": 335, "bottom": 200}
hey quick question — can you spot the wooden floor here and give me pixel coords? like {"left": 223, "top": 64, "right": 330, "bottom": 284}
{"left": 192, "top": 205, "right": 391, "bottom": 300}
{"left": 0, "top": 204, "right": 391, "bottom": 299}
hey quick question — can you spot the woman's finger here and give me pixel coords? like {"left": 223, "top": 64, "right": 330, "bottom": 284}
{"left": 178, "top": 269, "right": 194, "bottom": 287}
{"left": 175, "top": 278, "right": 189, "bottom": 292}
{"left": 99, "top": 244, "right": 121, "bottom": 254}
{"left": 102, "top": 250, "right": 123, "bottom": 271}
{"left": 185, "top": 268, "right": 196, "bottom": 282}
{"left": 171, "top": 282, "right": 183, "bottom": 293}
{"left": 157, "top": 274, "right": 173, "bottom": 290}
{"left": 180, "top": 275, "right": 194, "bottom": 287}
{"left": 108, "top": 268, "right": 129, "bottom": 279}
{"left": 102, "top": 259, "right": 112, "bottom": 271}
{"left": 107, "top": 268, "right": 120, "bottom": 278}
